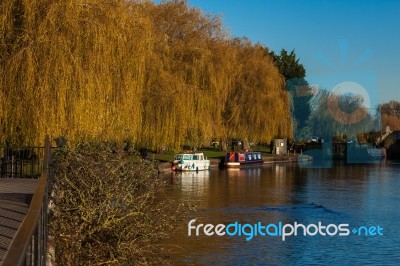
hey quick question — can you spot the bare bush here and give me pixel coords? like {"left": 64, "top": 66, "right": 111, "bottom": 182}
{"left": 49, "top": 142, "right": 185, "bottom": 265}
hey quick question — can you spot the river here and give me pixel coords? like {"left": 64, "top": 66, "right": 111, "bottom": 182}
{"left": 162, "top": 160, "right": 400, "bottom": 265}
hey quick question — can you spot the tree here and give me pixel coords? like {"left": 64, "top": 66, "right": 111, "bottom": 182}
{"left": 270, "top": 49, "right": 312, "bottom": 139}
{"left": 0, "top": 0, "right": 292, "bottom": 149}
{"left": 270, "top": 49, "right": 305, "bottom": 80}
{"left": 0, "top": 0, "right": 151, "bottom": 145}
{"left": 225, "top": 40, "right": 291, "bottom": 145}
{"left": 379, "top": 100, "right": 400, "bottom": 130}
{"left": 305, "top": 89, "right": 377, "bottom": 140}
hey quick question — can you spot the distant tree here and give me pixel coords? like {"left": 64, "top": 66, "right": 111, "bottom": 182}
{"left": 270, "top": 49, "right": 312, "bottom": 139}
{"left": 379, "top": 100, "right": 400, "bottom": 130}
{"left": 269, "top": 49, "right": 305, "bottom": 80}
{"left": 305, "top": 89, "right": 377, "bottom": 140}
{"left": 380, "top": 100, "right": 400, "bottom": 117}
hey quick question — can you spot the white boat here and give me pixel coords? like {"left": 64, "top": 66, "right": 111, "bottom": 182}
{"left": 172, "top": 153, "right": 210, "bottom": 171}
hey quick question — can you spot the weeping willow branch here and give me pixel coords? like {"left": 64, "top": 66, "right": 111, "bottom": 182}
{"left": 0, "top": 0, "right": 292, "bottom": 148}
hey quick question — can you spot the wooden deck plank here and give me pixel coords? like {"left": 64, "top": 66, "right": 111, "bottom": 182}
{"left": 0, "top": 179, "right": 38, "bottom": 194}
{"left": 0, "top": 178, "right": 38, "bottom": 264}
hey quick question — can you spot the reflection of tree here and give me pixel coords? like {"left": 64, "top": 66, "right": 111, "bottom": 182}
{"left": 305, "top": 89, "right": 378, "bottom": 140}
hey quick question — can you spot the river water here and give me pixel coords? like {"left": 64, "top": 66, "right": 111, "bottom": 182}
{"left": 163, "top": 160, "right": 400, "bottom": 265}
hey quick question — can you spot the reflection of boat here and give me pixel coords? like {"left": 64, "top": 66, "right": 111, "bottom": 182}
{"left": 176, "top": 170, "right": 210, "bottom": 179}
{"left": 172, "top": 153, "right": 210, "bottom": 171}
{"left": 176, "top": 171, "right": 209, "bottom": 204}
{"left": 224, "top": 151, "right": 263, "bottom": 168}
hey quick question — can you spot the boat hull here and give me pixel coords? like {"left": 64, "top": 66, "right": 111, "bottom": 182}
{"left": 174, "top": 162, "right": 210, "bottom": 171}
{"left": 224, "top": 152, "right": 264, "bottom": 168}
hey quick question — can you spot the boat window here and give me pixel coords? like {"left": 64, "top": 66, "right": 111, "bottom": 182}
{"left": 199, "top": 155, "right": 203, "bottom": 160}
{"left": 253, "top": 154, "right": 257, "bottom": 160}
{"left": 183, "top": 155, "right": 191, "bottom": 160}
{"left": 193, "top": 155, "right": 198, "bottom": 160}
{"left": 257, "top": 153, "right": 261, "bottom": 160}
{"left": 247, "top": 154, "right": 252, "bottom": 160}
{"left": 175, "top": 155, "right": 182, "bottom": 160}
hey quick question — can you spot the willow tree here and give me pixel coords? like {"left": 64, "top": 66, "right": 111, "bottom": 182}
{"left": 0, "top": 0, "right": 151, "bottom": 146}
{"left": 141, "top": 1, "right": 291, "bottom": 150}
{"left": 204, "top": 39, "right": 239, "bottom": 150}
{"left": 224, "top": 39, "right": 291, "bottom": 146}
{"left": 140, "top": 0, "right": 225, "bottom": 149}
{"left": 1, "top": 0, "right": 292, "bottom": 149}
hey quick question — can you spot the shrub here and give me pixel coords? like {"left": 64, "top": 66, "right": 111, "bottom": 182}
{"left": 49, "top": 142, "right": 185, "bottom": 265}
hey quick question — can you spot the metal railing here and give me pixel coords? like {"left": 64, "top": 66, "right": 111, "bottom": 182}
{"left": 2, "top": 137, "right": 51, "bottom": 266}
{"left": 1, "top": 146, "right": 45, "bottom": 178}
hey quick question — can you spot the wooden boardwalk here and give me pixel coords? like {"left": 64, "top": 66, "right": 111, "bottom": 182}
{"left": 0, "top": 178, "right": 38, "bottom": 264}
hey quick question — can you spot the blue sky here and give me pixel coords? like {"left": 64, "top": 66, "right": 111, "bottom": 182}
{"left": 169, "top": 0, "right": 400, "bottom": 106}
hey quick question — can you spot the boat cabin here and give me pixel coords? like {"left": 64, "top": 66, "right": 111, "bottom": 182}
{"left": 174, "top": 153, "right": 205, "bottom": 161}
{"left": 225, "top": 151, "right": 263, "bottom": 167}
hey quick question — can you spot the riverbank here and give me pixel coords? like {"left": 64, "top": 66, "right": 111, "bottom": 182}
{"left": 157, "top": 154, "right": 312, "bottom": 173}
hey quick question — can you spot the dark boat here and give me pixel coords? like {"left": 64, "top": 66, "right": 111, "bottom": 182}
{"left": 346, "top": 143, "right": 386, "bottom": 163}
{"left": 224, "top": 151, "right": 263, "bottom": 168}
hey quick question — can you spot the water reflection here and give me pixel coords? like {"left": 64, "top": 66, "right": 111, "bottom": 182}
{"left": 175, "top": 170, "right": 210, "bottom": 192}
{"left": 164, "top": 162, "right": 400, "bottom": 265}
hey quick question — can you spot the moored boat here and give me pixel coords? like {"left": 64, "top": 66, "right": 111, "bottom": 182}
{"left": 347, "top": 144, "right": 386, "bottom": 163}
{"left": 224, "top": 151, "right": 263, "bottom": 168}
{"left": 172, "top": 153, "right": 210, "bottom": 171}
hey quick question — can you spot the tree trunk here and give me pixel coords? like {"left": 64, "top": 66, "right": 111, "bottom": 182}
{"left": 220, "top": 137, "right": 227, "bottom": 152}
{"left": 243, "top": 138, "right": 250, "bottom": 151}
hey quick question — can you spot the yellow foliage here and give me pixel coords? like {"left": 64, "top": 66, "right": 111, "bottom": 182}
{"left": 0, "top": 0, "right": 292, "bottom": 148}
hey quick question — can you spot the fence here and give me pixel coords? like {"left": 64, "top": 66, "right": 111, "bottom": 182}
{"left": 1, "top": 137, "right": 51, "bottom": 266}
{"left": 0, "top": 146, "right": 46, "bottom": 178}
